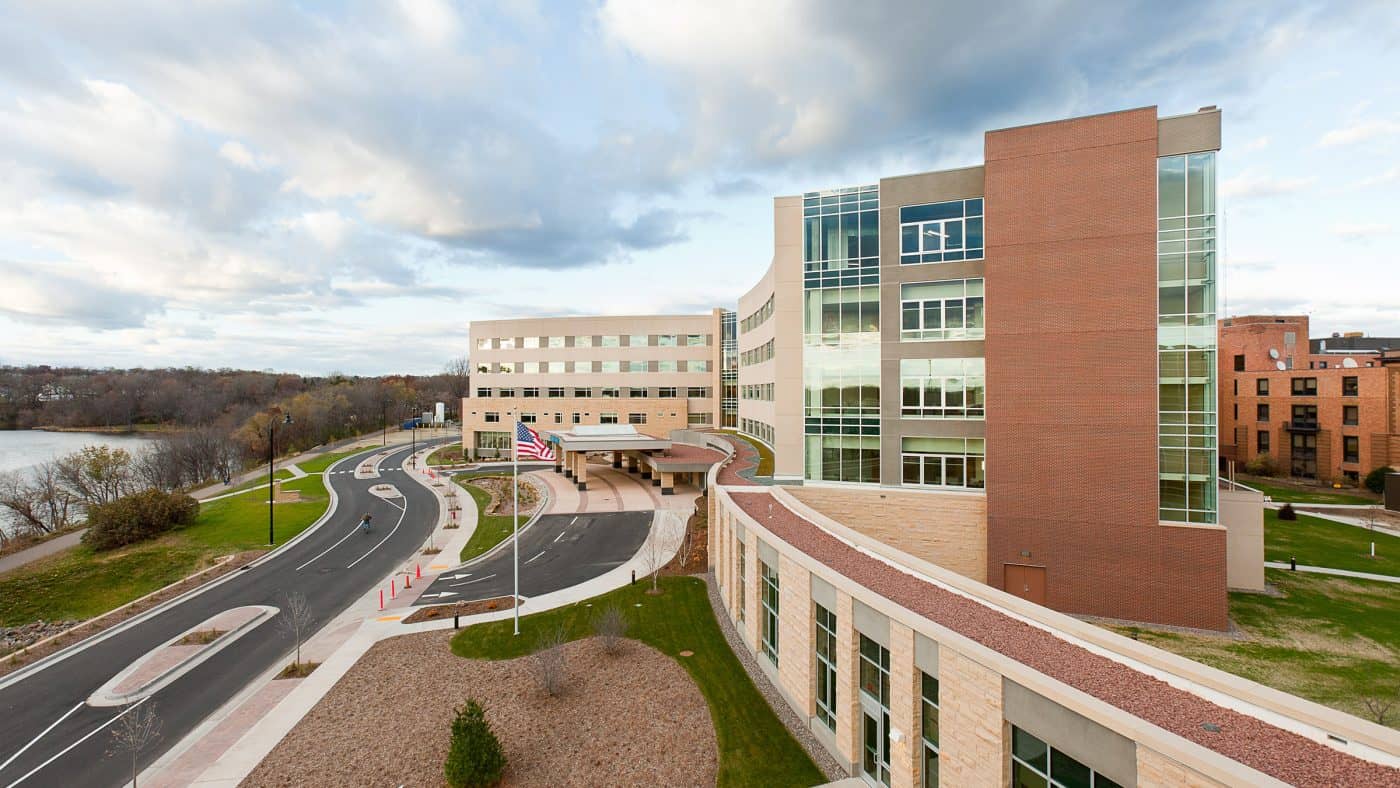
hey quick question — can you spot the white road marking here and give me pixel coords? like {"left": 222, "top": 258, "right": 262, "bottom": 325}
{"left": 295, "top": 522, "right": 369, "bottom": 572}
{"left": 4, "top": 698, "right": 148, "bottom": 788}
{"left": 448, "top": 573, "right": 496, "bottom": 587}
{"left": 345, "top": 500, "right": 409, "bottom": 569}
{"left": 525, "top": 550, "right": 545, "bottom": 564}
{"left": 0, "top": 701, "right": 83, "bottom": 774}
{"left": 420, "top": 592, "right": 459, "bottom": 599}
{"left": 570, "top": 516, "right": 578, "bottom": 525}
{"left": 445, "top": 573, "right": 472, "bottom": 581}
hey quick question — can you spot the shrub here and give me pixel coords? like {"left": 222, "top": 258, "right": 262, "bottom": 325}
{"left": 1364, "top": 466, "right": 1395, "bottom": 495}
{"left": 444, "top": 700, "right": 506, "bottom": 788}
{"left": 595, "top": 605, "right": 628, "bottom": 655}
{"left": 1278, "top": 503, "right": 1297, "bottom": 521}
{"left": 532, "top": 623, "right": 569, "bottom": 697}
{"left": 82, "top": 489, "right": 199, "bottom": 551}
{"left": 1244, "top": 452, "right": 1279, "bottom": 477}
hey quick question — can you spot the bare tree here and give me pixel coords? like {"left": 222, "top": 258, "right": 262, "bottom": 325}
{"left": 594, "top": 606, "right": 629, "bottom": 655}
{"left": 640, "top": 514, "right": 685, "bottom": 592}
{"left": 0, "top": 463, "right": 77, "bottom": 537}
{"left": 442, "top": 356, "right": 472, "bottom": 417}
{"left": 1364, "top": 506, "right": 1382, "bottom": 560}
{"left": 55, "top": 445, "right": 135, "bottom": 506}
{"left": 1363, "top": 695, "right": 1396, "bottom": 726}
{"left": 277, "top": 592, "right": 316, "bottom": 669}
{"left": 108, "top": 701, "right": 161, "bottom": 788}
{"left": 532, "top": 623, "right": 570, "bottom": 697}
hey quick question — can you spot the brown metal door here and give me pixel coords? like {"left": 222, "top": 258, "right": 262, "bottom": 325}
{"left": 1003, "top": 564, "right": 1046, "bottom": 605}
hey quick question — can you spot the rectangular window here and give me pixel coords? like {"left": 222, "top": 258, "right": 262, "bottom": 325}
{"left": 473, "top": 430, "right": 511, "bottom": 451}
{"left": 1292, "top": 377, "right": 1318, "bottom": 396}
{"left": 476, "top": 387, "right": 490, "bottom": 398}
{"left": 627, "top": 412, "right": 646, "bottom": 425}
{"left": 686, "top": 333, "right": 705, "bottom": 346}
{"left": 548, "top": 387, "right": 565, "bottom": 398}
{"left": 575, "top": 335, "right": 594, "bottom": 348}
{"left": 687, "top": 412, "right": 711, "bottom": 425}
{"left": 600, "top": 335, "right": 620, "bottom": 348}
{"left": 600, "top": 387, "right": 620, "bottom": 398}
{"left": 627, "top": 360, "right": 647, "bottom": 373}
{"left": 1344, "top": 435, "right": 1359, "bottom": 463}
{"left": 519, "top": 412, "right": 536, "bottom": 424}
{"left": 814, "top": 604, "right": 837, "bottom": 731}
{"left": 476, "top": 338, "right": 491, "bottom": 350}
{"left": 553, "top": 413, "right": 563, "bottom": 424}
{"left": 498, "top": 337, "right": 515, "bottom": 350}
{"left": 600, "top": 412, "right": 618, "bottom": 424}
{"left": 658, "top": 387, "right": 678, "bottom": 398}
{"left": 522, "top": 336, "right": 539, "bottom": 349}
{"left": 1256, "top": 378, "right": 1269, "bottom": 395}
{"left": 1233, "top": 354, "right": 1245, "bottom": 371}
{"left": 571, "top": 412, "right": 582, "bottom": 425}
{"left": 899, "top": 198, "right": 984, "bottom": 265}
{"left": 600, "top": 361, "right": 620, "bottom": 373}
{"left": 901, "top": 437, "right": 985, "bottom": 490}
{"left": 691, "top": 360, "right": 710, "bottom": 372}
{"left": 484, "top": 412, "right": 499, "bottom": 423}
{"left": 1343, "top": 405, "right": 1359, "bottom": 426}
{"left": 658, "top": 360, "right": 678, "bottom": 372}
{"left": 522, "top": 387, "right": 539, "bottom": 398}
{"left": 921, "top": 673, "right": 939, "bottom": 788}
{"left": 900, "top": 279, "right": 985, "bottom": 341}
{"left": 1257, "top": 403, "right": 1269, "bottom": 422}
{"left": 859, "top": 634, "right": 891, "bottom": 786}
{"left": 1292, "top": 404, "right": 1318, "bottom": 425}
{"left": 497, "top": 362, "right": 515, "bottom": 374}
{"left": 627, "top": 387, "right": 647, "bottom": 398}
{"left": 548, "top": 361, "right": 565, "bottom": 374}
{"left": 760, "top": 561, "right": 779, "bottom": 665}
{"left": 498, "top": 388, "right": 515, "bottom": 398}
{"left": 900, "top": 358, "right": 985, "bottom": 419}
{"left": 736, "top": 543, "right": 746, "bottom": 622}
{"left": 547, "top": 336, "right": 565, "bottom": 348}
{"left": 1343, "top": 376, "right": 1358, "bottom": 396}
{"left": 686, "top": 386, "right": 707, "bottom": 397}
{"left": 1011, "top": 726, "right": 1123, "bottom": 788}
{"left": 574, "top": 387, "right": 592, "bottom": 398}
{"left": 657, "top": 334, "right": 678, "bottom": 347}
{"left": 1257, "top": 430, "right": 1269, "bottom": 454}
{"left": 628, "top": 334, "right": 648, "bottom": 347}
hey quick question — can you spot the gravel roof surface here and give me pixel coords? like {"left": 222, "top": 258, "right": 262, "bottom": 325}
{"left": 650, "top": 444, "right": 725, "bottom": 468}
{"left": 244, "top": 632, "right": 717, "bottom": 787}
{"left": 729, "top": 491, "right": 1400, "bottom": 788}
{"left": 713, "top": 436, "right": 760, "bottom": 487}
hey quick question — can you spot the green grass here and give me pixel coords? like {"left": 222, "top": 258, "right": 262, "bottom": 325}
{"left": 215, "top": 468, "right": 294, "bottom": 496}
{"left": 1265, "top": 508, "right": 1399, "bottom": 576}
{"left": 716, "top": 429, "right": 774, "bottom": 476}
{"left": 0, "top": 475, "right": 331, "bottom": 629}
{"left": 426, "top": 442, "right": 466, "bottom": 467}
{"left": 298, "top": 447, "right": 369, "bottom": 474}
{"left": 1113, "top": 570, "right": 1400, "bottom": 727}
{"left": 450, "top": 575, "right": 824, "bottom": 786}
{"left": 1239, "top": 475, "right": 1377, "bottom": 505}
{"left": 455, "top": 477, "right": 527, "bottom": 563}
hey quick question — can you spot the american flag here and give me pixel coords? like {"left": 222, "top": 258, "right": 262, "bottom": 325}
{"left": 514, "top": 421, "right": 555, "bottom": 461}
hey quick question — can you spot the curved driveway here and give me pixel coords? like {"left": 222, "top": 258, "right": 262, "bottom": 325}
{"left": 0, "top": 441, "right": 444, "bottom": 788}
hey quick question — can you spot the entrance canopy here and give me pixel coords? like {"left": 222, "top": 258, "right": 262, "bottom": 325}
{"left": 545, "top": 424, "right": 671, "bottom": 453}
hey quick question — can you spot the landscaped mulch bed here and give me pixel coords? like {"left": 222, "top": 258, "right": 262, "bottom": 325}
{"left": 401, "top": 596, "right": 518, "bottom": 624}
{"left": 244, "top": 632, "right": 717, "bottom": 787}
{"left": 466, "top": 475, "right": 542, "bottom": 518}
{"left": 660, "top": 496, "right": 708, "bottom": 577}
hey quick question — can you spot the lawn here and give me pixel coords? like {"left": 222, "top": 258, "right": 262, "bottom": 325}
{"left": 1113, "top": 570, "right": 1400, "bottom": 728}
{"left": 450, "top": 575, "right": 825, "bottom": 787}
{"left": 454, "top": 476, "right": 528, "bottom": 563}
{"left": 716, "top": 429, "right": 774, "bottom": 476}
{"left": 214, "top": 468, "right": 295, "bottom": 496}
{"left": 1265, "top": 508, "right": 1400, "bottom": 576}
{"left": 298, "top": 447, "right": 370, "bottom": 474}
{"left": 1239, "top": 475, "right": 1377, "bottom": 505}
{"left": 425, "top": 442, "right": 465, "bottom": 467}
{"left": 0, "top": 475, "right": 331, "bottom": 629}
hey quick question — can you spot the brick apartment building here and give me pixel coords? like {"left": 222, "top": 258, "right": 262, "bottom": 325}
{"left": 1219, "top": 314, "right": 1400, "bottom": 483}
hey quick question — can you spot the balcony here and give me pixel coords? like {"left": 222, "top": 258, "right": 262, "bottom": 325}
{"left": 1285, "top": 419, "right": 1320, "bottom": 433}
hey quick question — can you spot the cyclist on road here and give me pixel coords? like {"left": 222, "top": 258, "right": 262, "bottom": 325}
{"left": 359, "top": 513, "right": 373, "bottom": 533}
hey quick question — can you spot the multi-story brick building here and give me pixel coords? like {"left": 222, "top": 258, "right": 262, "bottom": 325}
{"left": 1219, "top": 314, "right": 1400, "bottom": 484}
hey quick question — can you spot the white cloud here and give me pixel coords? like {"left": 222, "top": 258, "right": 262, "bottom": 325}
{"left": 1238, "top": 135, "right": 1270, "bottom": 152}
{"left": 218, "top": 141, "right": 273, "bottom": 172}
{"left": 1220, "top": 170, "right": 1315, "bottom": 201}
{"left": 1318, "top": 118, "right": 1400, "bottom": 147}
{"left": 1331, "top": 222, "right": 1392, "bottom": 239}
{"left": 1356, "top": 166, "right": 1400, "bottom": 189}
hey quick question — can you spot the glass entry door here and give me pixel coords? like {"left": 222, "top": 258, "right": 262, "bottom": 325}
{"left": 861, "top": 697, "right": 891, "bottom": 786}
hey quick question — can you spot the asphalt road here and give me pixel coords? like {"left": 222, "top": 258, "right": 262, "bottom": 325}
{"left": 0, "top": 440, "right": 446, "bottom": 788}
{"left": 414, "top": 510, "right": 652, "bottom": 605}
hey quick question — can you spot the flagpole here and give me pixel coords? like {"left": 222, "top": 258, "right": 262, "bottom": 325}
{"left": 512, "top": 421, "right": 520, "bottom": 636}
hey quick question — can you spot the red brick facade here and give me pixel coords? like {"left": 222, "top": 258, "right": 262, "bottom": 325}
{"left": 1219, "top": 315, "right": 1400, "bottom": 482}
{"left": 983, "top": 108, "right": 1227, "bottom": 630}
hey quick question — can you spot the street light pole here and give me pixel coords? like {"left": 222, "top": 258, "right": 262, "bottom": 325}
{"left": 268, "top": 412, "right": 293, "bottom": 546}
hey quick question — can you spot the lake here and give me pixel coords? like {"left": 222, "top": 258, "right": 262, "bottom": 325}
{"left": 0, "top": 430, "right": 159, "bottom": 476}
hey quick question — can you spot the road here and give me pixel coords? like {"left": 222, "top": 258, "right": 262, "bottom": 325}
{"left": 414, "top": 511, "right": 652, "bottom": 604}
{"left": 0, "top": 441, "right": 445, "bottom": 787}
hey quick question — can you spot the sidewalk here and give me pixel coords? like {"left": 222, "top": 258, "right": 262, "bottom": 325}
{"left": 1270, "top": 503, "right": 1400, "bottom": 538}
{"left": 1264, "top": 561, "right": 1400, "bottom": 584}
{"left": 142, "top": 453, "right": 684, "bottom": 787}
{"left": 0, "top": 530, "right": 86, "bottom": 576}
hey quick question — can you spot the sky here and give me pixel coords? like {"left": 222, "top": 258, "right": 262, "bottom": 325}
{"left": 0, "top": 0, "right": 1397, "bottom": 376}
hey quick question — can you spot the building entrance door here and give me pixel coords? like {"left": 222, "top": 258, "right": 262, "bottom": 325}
{"left": 1003, "top": 564, "right": 1047, "bottom": 605}
{"left": 860, "top": 697, "right": 891, "bottom": 787}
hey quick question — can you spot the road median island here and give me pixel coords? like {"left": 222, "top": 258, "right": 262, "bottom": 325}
{"left": 453, "top": 474, "right": 542, "bottom": 564}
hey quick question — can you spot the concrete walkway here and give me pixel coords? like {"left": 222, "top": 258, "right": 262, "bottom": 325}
{"left": 1264, "top": 561, "right": 1400, "bottom": 584}
{"left": 0, "top": 530, "right": 86, "bottom": 576}
{"left": 1269, "top": 503, "right": 1400, "bottom": 538}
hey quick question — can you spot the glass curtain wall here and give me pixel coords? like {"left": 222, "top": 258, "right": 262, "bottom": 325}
{"left": 803, "top": 184, "right": 881, "bottom": 483}
{"left": 1157, "top": 153, "right": 1218, "bottom": 523}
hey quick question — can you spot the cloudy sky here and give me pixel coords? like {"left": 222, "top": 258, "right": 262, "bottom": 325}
{"left": 0, "top": 1, "right": 1396, "bottom": 375}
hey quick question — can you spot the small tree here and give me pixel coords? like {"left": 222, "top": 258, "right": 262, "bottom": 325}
{"left": 532, "top": 623, "right": 569, "bottom": 697}
{"left": 1278, "top": 503, "right": 1297, "bottom": 521}
{"left": 594, "top": 606, "right": 628, "bottom": 655}
{"left": 278, "top": 592, "right": 316, "bottom": 669}
{"left": 1364, "top": 506, "right": 1383, "bottom": 560}
{"left": 444, "top": 699, "right": 506, "bottom": 788}
{"left": 1244, "top": 452, "right": 1279, "bottom": 477}
{"left": 108, "top": 701, "right": 161, "bottom": 788}
{"left": 1364, "top": 466, "right": 1394, "bottom": 495}
{"left": 640, "top": 515, "right": 685, "bottom": 592}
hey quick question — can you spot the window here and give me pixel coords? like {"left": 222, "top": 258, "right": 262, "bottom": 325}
{"left": 571, "top": 412, "right": 582, "bottom": 425}
{"left": 657, "top": 334, "right": 678, "bottom": 347}
{"left": 600, "top": 387, "right": 620, "bottom": 398}
{"left": 519, "top": 412, "right": 536, "bottom": 424}
{"left": 600, "top": 412, "right": 618, "bottom": 424}
{"left": 627, "top": 387, "right": 647, "bottom": 398}
{"left": 900, "top": 358, "right": 985, "bottom": 419}
{"left": 547, "top": 336, "right": 565, "bottom": 348}
{"left": 547, "top": 361, "right": 565, "bottom": 374}
{"left": 741, "top": 339, "right": 776, "bottom": 366}
{"left": 1011, "top": 727, "right": 1123, "bottom": 788}
{"left": 600, "top": 335, "right": 620, "bottom": 347}
{"left": 1292, "top": 377, "right": 1317, "bottom": 396}
{"left": 497, "top": 362, "right": 515, "bottom": 374}
{"left": 1233, "top": 354, "right": 1245, "bottom": 371}
{"left": 1257, "top": 403, "right": 1269, "bottom": 422}
{"left": 600, "top": 361, "right": 620, "bottom": 373}
{"left": 474, "top": 431, "right": 511, "bottom": 451}
{"left": 628, "top": 334, "right": 648, "bottom": 347}
{"left": 1256, "top": 378, "right": 1269, "bottom": 395}
{"left": 522, "top": 336, "right": 539, "bottom": 349}
{"left": 1343, "top": 376, "right": 1359, "bottom": 396}
{"left": 902, "top": 437, "right": 985, "bottom": 489}
{"left": 814, "top": 605, "right": 837, "bottom": 731}
{"left": 628, "top": 412, "right": 647, "bottom": 425}
{"left": 548, "top": 387, "right": 565, "bottom": 398}
{"left": 741, "top": 295, "right": 774, "bottom": 333}
{"left": 690, "top": 360, "right": 710, "bottom": 372}
{"left": 574, "top": 387, "right": 592, "bottom": 398}
{"left": 522, "top": 387, "right": 539, "bottom": 398}
{"left": 921, "top": 673, "right": 939, "bottom": 788}
{"left": 520, "top": 361, "right": 541, "bottom": 374}
{"left": 900, "top": 279, "right": 984, "bottom": 341}
{"left": 1292, "top": 404, "right": 1317, "bottom": 425}
{"left": 687, "top": 386, "right": 708, "bottom": 397}
{"left": 498, "top": 337, "right": 515, "bottom": 349}
{"left": 687, "top": 412, "right": 711, "bottom": 425}
{"left": 1343, "top": 405, "right": 1359, "bottom": 426}
{"left": 736, "top": 542, "right": 746, "bottom": 622}
{"left": 575, "top": 335, "right": 594, "bottom": 348}
{"left": 760, "top": 560, "right": 779, "bottom": 665}
{"left": 1344, "top": 435, "right": 1359, "bottom": 463}
{"left": 859, "top": 635, "right": 891, "bottom": 786}
{"left": 658, "top": 387, "right": 678, "bottom": 398}
{"left": 484, "top": 412, "right": 500, "bottom": 423}
{"left": 656, "top": 360, "right": 677, "bottom": 372}
{"left": 553, "top": 413, "right": 563, "bottom": 424}
{"left": 899, "top": 198, "right": 984, "bottom": 264}
{"left": 627, "top": 360, "right": 647, "bottom": 373}
{"left": 476, "top": 338, "right": 491, "bottom": 350}
{"left": 498, "top": 388, "right": 515, "bottom": 398}
{"left": 476, "top": 387, "right": 490, "bottom": 398}
{"left": 1257, "top": 430, "right": 1270, "bottom": 453}
{"left": 686, "top": 333, "right": 705, "bottom": 346}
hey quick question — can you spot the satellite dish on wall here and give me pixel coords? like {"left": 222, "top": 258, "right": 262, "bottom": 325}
{"left": 1342, "top": 357, "right": 1359, "bottom": 368}
{"left": 1275, "top": 361, "right": 1286, "bottom": 371}
{"left": 1269, "top": 348, "right": 1280, "bottom": 359}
